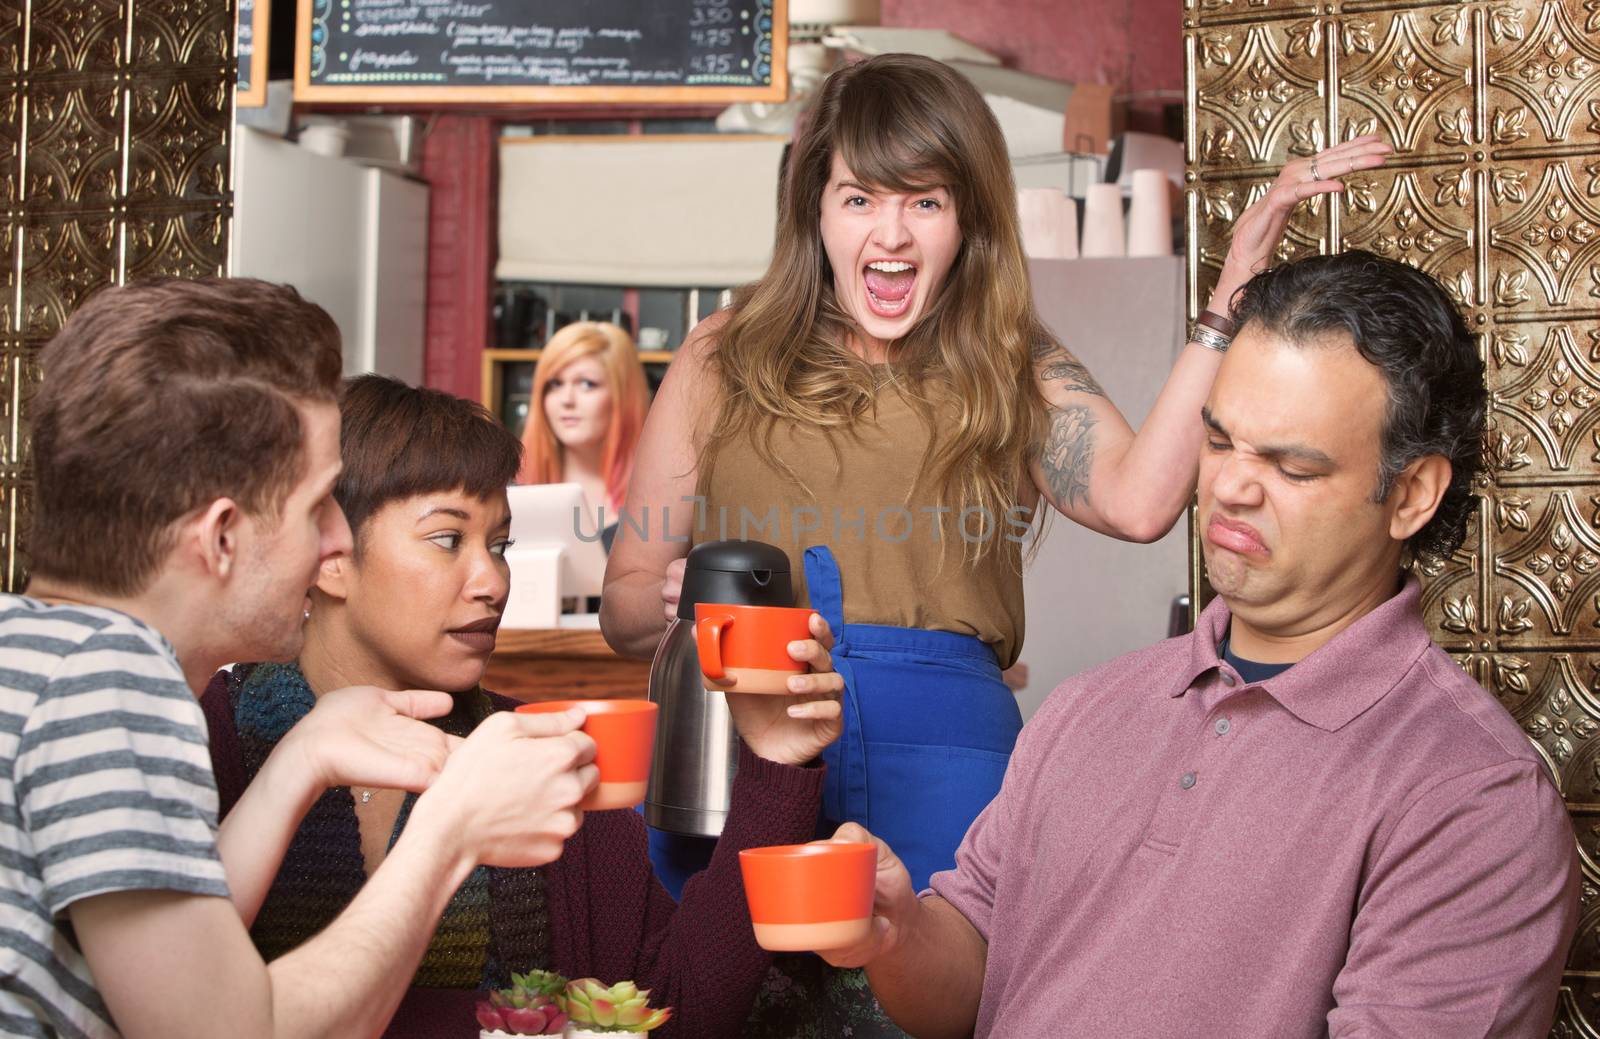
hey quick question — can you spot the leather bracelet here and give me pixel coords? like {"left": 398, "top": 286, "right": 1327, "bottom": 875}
{"left": 1195, "top": 308, "right": 1238, "bottom": 338}
{"left": 1189, "top": 322, "right": 1232, "bottom": 353}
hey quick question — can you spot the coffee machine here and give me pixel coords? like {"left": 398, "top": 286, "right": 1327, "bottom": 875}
{"left": 644, "top": 540, "right": 793, "bottom": 837}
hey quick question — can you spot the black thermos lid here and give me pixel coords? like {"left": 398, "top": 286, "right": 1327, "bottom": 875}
{"left": 677, "top": 540, "right": 793, "bottom": 620}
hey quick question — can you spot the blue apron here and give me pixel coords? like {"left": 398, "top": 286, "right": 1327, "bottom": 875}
{"left": 647, "top": 546, "right": 1023, "bottom": 896}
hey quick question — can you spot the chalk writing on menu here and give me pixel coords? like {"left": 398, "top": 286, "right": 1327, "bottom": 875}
{"left": 237, "top": 0, "right": 269, "bottom": 106}
{"left": 306, "top": 0, "right": 776, "bottom": 89}
{"left": 238, "top": 0, "right": 255, "bottom": 94}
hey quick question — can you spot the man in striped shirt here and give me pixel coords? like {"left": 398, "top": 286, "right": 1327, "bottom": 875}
{"left": 1, "top": 279, "right": 601, "bottom": 1038}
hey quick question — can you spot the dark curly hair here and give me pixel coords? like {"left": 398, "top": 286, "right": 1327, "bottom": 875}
{"left": 1230, "top": 250, "right": 1486, "bottom": 564}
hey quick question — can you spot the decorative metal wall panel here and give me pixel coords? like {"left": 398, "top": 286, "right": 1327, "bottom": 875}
{"left": 0, "top": 0, "right": 233, "bottom": 591}
{"left": 1186, "top": 1, "right": 1600, "bottom": 1031}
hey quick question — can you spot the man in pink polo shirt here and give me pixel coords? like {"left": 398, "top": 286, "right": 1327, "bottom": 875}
{"left": 823, "top": 250, "right": 1580, "bottom": 1038}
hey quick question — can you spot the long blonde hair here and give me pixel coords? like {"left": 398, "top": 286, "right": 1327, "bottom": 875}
{"left": 519, "top": 321, "right": 650, "bottom": 512}
{"left": 702, "top": 53, "right": 1052, "bottom": 561}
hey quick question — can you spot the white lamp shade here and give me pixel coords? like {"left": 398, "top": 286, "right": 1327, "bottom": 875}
{"left": 497, "top": 135, "right": 787, "bottom": 287}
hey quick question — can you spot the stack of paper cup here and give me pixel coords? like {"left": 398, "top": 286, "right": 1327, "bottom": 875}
{"left": 1080, "top": 183, "right": 1126, "bottom": 258}
{"left": 1016, "top": 188, "right": 1079, "bottom": 260}
{"left": 1127, "top": 169, "right": 1175, "bottom": 257}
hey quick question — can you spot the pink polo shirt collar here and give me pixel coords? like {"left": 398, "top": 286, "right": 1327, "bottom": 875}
{"left": 1174, "top": 574, "right": 1434, "bottom": 733}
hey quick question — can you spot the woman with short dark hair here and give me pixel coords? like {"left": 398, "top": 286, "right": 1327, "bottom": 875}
{"left": 203, "top": 374, "right": 845, "bottom": 1038}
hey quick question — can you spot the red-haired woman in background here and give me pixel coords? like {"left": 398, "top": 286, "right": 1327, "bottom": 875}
{"left": 519, "top": 321, "right": 650, "bottom": 549}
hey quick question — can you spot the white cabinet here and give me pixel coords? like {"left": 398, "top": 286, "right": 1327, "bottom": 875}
{"left": 231, "top": 127, "right": 429, "bottom": 384}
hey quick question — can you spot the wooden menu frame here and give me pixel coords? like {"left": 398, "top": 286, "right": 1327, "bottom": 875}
{"left": 292, "top": 0, "right": 786, "bottom": 104}
{"left": 236, "top": 0, "right": 271, "bottom": 107}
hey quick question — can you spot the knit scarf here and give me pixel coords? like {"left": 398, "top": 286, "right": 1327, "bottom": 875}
{"left": 228, "top": 661, "right": 552, "bottom": 989}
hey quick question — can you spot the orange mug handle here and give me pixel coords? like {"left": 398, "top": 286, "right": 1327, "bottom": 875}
{"left": 697, "top": 613, "right": 735, "bottom": 680}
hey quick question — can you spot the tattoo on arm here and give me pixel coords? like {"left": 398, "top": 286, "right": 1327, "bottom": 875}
{"left": 1040, "top": 404, "right": 1099, "bottom": 508}
{"left": 1034, "top": 344, "right": 1106, "bottom": 397}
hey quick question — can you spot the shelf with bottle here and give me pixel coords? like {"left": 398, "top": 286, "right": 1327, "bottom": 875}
{"left": 493, "top": 281, "right": 730, "bottom": 354}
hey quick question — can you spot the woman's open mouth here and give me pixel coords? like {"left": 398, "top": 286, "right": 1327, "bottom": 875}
{"left": 862, "top": 260, "right": 918, "bottom": 319}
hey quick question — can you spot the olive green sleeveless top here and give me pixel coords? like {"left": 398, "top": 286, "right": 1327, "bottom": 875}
{"left": 695, "top": 377, "right": 1026, "bottom": 667}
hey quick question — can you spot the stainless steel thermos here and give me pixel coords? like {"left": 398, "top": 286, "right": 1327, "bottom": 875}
{"left": 643, "top": 540, "right": 793, "bottom": 836}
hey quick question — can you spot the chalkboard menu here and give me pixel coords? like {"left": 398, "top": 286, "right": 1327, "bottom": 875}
{"left": 293, "top": 0, "right": 787, "bottom": 103}
{"left": 236, "top": 0, "right": 270, "bottom": 106}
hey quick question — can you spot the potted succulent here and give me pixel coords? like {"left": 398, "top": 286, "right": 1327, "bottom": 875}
{"left": 475, "top": 972, "right": 673, "bottom": 1038}
{"left": 561, "top": 978, "right": 673, "bottom": 1038}
{"left": 476, "top": 970, "right": 569, "bottom": 1037}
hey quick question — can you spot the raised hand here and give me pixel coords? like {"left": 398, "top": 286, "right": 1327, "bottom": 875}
{"left": 413, "top": 708, "right": 599, "bottom": 868}
{"left": 816, "top": 823, "right": 919, "bottom": 969}
{"left": 721, "top": 612, "right": 845, "bottom": 766}
{"left": 1212, "top": 134, "right": 1395, "bottom": 310}
{"left": 283, "top": 685, "right": 459, "bottom": 795}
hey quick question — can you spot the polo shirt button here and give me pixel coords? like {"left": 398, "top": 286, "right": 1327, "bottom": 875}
{"left": 1219, "top": 672, "right": 1237, "bottom": 687}
{"left": 1180, "top": 772, "right": 1197, "bottom": 790}
{"left": 1215, "top": 717, "right": 1231, "bottom": 736}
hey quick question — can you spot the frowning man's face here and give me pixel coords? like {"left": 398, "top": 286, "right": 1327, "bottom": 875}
{"left": 1198, "top": 322, "right": 1410, "bottom": 643}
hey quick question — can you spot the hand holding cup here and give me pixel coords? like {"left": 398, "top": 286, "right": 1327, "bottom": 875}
{"left": 813, "top": 823, "right": 920, "bottom": 969}
{"left": 516, "top": 700, "right": 658, "bottom": 811}
{"left": 697, "top": 607, "right": 844, "bottom": 765}
{"left": 739, "top": 837, "right": 877, "bottom": 953}
{"left": 412, "top": 708, "right": 597, "bottom": 869}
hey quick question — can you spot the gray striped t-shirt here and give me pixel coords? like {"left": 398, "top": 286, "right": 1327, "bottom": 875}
{"left": 0, "top": 595, "right": 230, "bottom": 1038}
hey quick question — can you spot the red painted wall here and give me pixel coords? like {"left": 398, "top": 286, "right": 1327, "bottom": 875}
{"left": 421, "top": 117, "right": 496, "bottom": 400}
{"left": 880, "top": 0, "right": 1182, "bottom": 96}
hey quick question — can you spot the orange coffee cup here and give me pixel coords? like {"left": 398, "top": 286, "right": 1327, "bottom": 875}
{"left": 738, "top": 841, "right": 876, "bottom": 952}
{"left": 694, "top": 603, "right": 814, "bottom": 694}
{"left": 515, "top": 700, "right": 657, "bottom": 811}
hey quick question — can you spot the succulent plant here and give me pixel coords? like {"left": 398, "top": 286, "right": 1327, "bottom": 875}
{"left": 475, "top": 971, "right": 570, "bottom": 1035}
{"left": 560, "top": 978, "right": 673, "bottom": 1033}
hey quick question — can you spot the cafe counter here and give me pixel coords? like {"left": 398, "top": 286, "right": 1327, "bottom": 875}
{"left": 485, "top": 627, "right": 650, "bottom": 703}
